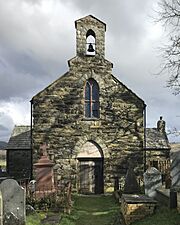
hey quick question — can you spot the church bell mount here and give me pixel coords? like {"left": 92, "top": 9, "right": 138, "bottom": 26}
{"left": 75, "top": 15, "right": 106, "bottom": 57}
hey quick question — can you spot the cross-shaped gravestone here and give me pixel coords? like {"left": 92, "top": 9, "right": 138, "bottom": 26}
{"left": 40, "top": 143, "right": 47, "bottom": 156}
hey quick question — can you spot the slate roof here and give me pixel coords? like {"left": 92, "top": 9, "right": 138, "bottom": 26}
{"left": 0, "top": 141, "right": 7, "bottom": 149}
{"left": 145, "top": 128, "right": 170, "bottom": 149}
{"left": 6, "top": 125, "right": 31, "bottom": 150}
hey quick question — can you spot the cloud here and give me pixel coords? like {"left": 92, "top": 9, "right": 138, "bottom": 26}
{"left": 0, "top": 125, "right": 8, "bottom": 131}
{"left": 0, "top": 0, "right": 179, "bottom": 142}
{"left": 0, "top": 98, "right": 31, "bottom": 141}
{"left": 0, "top": 0, "right": 78, "bottom": 100}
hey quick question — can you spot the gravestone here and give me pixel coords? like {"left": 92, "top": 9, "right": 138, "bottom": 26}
{"left": 0, "top": 179, "right": 25, "bottom": 225}
{"left": 34, "top": 144, "right": 55, "bottom": 198}
{"left": 144, "top": 167, "right": 162, "bottom": 198}
{"left": 124, "top": 164, "right": 140, "bottom": 194}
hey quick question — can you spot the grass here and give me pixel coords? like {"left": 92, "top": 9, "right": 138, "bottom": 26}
{"left": 60, "top": 194, "right": 120, "bottom": 225}
{"left": 26, "top": 212, "right": 46, "bottom": 225}
{"left": 26, "top": 194, "right": 120, "bottom": 225}
{"left": 132, "top": 206, "right": 180, "bottom": 225}
{"left": 26, "top": 195, "right": 180, "bottom": 225}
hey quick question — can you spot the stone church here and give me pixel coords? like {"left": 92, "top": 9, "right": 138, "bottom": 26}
{"left": 31, "top": 15, "right": 170, "bottom": 194}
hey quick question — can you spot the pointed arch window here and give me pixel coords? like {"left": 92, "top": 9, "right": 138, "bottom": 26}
{"left": 84, "top": 78, "right": 99, "bottom": 118}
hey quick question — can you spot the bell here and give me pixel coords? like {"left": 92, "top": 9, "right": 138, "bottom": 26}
{"left": 87, "top": 43, "right": 95, "bottom": 52}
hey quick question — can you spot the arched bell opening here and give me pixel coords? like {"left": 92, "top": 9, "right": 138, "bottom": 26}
{"left": 86, "top": 29, "right": 96, "bottom": 56}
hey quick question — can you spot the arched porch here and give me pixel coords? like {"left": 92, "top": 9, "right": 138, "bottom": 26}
{"left": 76, "top": 141, "right": 104, "bottom": 194}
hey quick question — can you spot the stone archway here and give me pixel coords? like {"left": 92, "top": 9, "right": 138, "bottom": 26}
{"left": 74, "top": 135, "right": 109, "bottom": 158}
{"left": 77, "top": 141, "right": 104, "bottom": 194}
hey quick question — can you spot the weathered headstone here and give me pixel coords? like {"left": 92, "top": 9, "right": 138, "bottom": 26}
{"left": 144, "top": 167, "right": 162, "bottom": 198}
{"left": 0, "top": 179, "right": 25, "bottom": 225}
{"left": 124, "top": 164, "right": 140, "bottom": 194}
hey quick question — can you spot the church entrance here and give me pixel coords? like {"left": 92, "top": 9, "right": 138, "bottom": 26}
{"left": 77, "top": 141, "right": 104, "bottom": 194}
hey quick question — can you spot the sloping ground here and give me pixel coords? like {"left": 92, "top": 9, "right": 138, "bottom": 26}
{"left": 132, "top": 206, "right": 180, "bottom": 225}
{"left": 60, "top": 194, "right": 122, "bottom": 225}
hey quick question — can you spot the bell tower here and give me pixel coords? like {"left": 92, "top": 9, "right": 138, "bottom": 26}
{"left": 75, "top": 15, "right": 106, "bottom": 58}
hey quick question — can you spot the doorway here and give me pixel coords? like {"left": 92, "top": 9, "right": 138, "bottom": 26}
{"left": 77, "top": 141, "right": 104, "bottom": 194}
{"left": 79, "top": 158, "right": 103, "bottom": 194}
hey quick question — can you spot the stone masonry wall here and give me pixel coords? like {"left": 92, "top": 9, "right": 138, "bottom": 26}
{"left": 32, "top": 55, "right": 145, "bottom": 191}
{"left": 32, "top": 16, "right": 145, "bottom": 192}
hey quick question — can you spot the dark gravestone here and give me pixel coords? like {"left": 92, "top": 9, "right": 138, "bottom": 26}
{"left": 170, "top": 189, "right": 177, "bottom": 209}
{"left": 124, "top": 165, "right": 140, "bottom": 194}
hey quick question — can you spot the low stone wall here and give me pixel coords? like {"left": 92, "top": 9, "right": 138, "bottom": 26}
{"left": 156, "top": 187, "right": 180, "bottom": 211}
{"left": 121, "top": 194, "right": 157, "bottom": 225}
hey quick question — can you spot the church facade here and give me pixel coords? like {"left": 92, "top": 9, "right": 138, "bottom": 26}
{"left": 31, "top": 15, "right": 147, "bottom": 194}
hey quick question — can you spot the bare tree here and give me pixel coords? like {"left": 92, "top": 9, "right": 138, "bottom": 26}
{"left": 156, "top": 0, "right": 180, "bottom": 94}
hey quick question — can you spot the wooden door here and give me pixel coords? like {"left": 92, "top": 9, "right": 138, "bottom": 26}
{"left": 80, "top": 164, "right": 91, "bottom": 194}
{"left": 79, "top": 159, "right": 103, "bottom": 194}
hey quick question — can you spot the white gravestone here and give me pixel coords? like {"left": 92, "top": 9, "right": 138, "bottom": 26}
{"left": 144, "top": 167, "right": 162, "bottom": 198}
{"left": 0, "top": 179, "right": 25, "bottom": 225}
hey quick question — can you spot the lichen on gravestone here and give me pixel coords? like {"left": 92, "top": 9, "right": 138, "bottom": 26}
{"left": 4, "top": 212, "right": 20, "bottom": 225}
{"left": 0, "top": 179, "right": 25, "bottom": 225}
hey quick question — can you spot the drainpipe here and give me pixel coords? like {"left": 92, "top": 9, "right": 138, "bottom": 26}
{"left": 143, "top": 105, "right": 147, "bottom": 172}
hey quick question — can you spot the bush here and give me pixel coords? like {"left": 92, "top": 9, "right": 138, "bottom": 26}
{"left": 26, "top": 194, "right": 64, "bottom": 211}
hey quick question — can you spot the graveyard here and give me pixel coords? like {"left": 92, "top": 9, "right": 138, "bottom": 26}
{"left": 0, "top": 126, "right": 179, "bottom": 224}
{"left": 0, "top": 146, "right": 179, "bottom": 225}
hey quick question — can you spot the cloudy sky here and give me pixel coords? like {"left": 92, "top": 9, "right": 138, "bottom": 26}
{"left": 0, "top": 0, "right": 180, "bottom": 142}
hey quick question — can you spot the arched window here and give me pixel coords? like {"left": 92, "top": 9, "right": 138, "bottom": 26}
{"left": 86, "top": 29, "right": 96, "bottom": 56}
{"left": 84, "top": 78, "right": 99, "bottom": 118}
